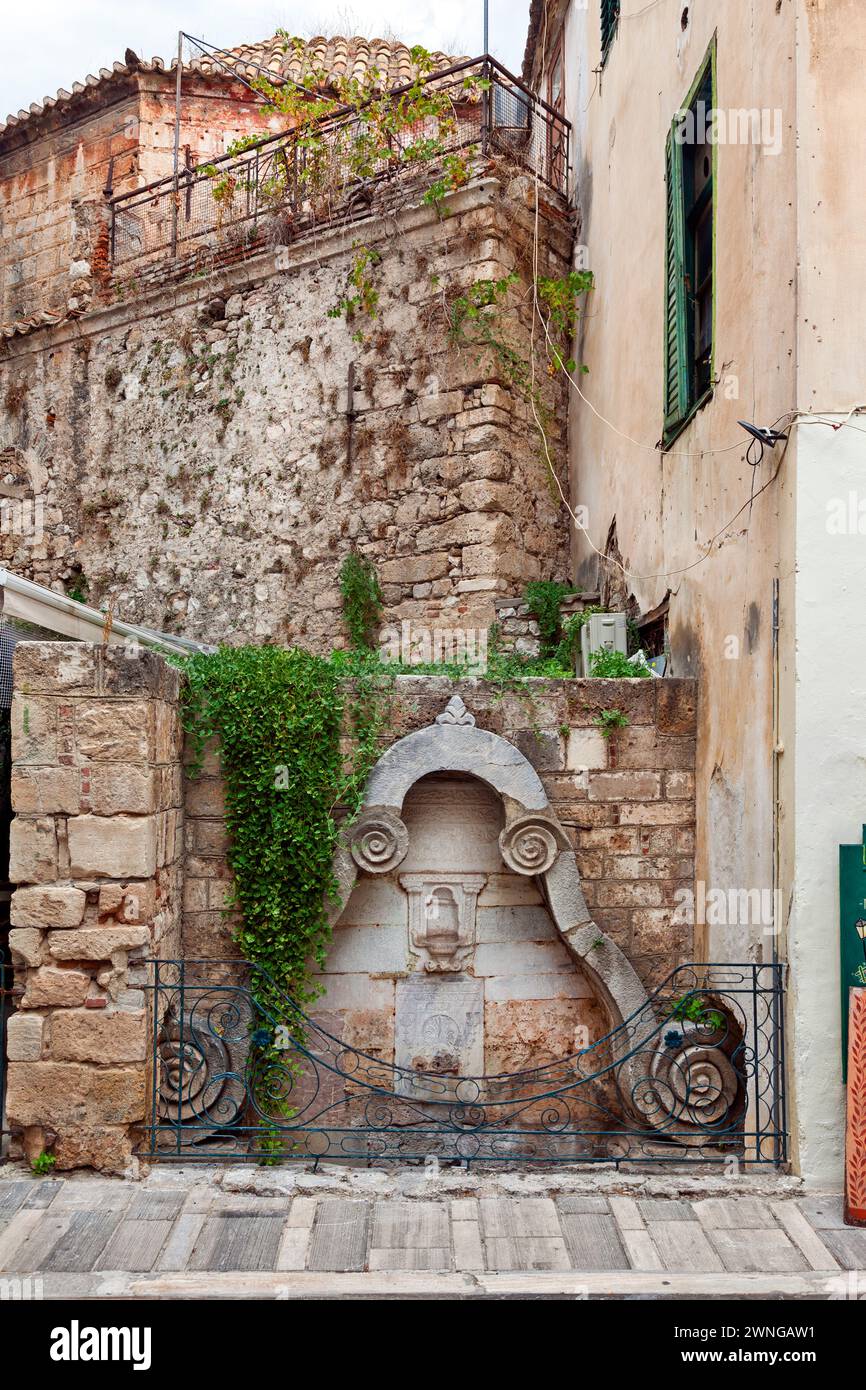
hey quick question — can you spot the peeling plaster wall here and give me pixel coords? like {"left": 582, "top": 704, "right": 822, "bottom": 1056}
{"left": 0, "top": 178, "right": 571, "bottom": 648}
{"left": 528, "top": 0, "right": 866, "bottom": 1182}
{"left": 538, "top": 0, "right": 794, "bottom": 981}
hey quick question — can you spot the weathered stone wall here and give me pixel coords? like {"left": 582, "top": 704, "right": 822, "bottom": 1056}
{"left": 3, "top": 642, "right": 184, "bottom": 1172}
{"left": 0, "top": 72, "right": 286, "bottom": 328}
{"left": 0, "top": 176, "right": 572, "bottom": 648}
{"left": 184, "top": 674, "right": 698, "bottom": 1068}
{"left": 0, "top": 87, "right": 140, "bottom": 326}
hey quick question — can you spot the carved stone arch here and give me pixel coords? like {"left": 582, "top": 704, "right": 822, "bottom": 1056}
{"left": 332, "top": 696, "right": 651, "bottom": 1040}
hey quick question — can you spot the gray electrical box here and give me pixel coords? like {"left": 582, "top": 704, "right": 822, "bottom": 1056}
{"left": 579, "top": 611, "right": 628, "bottom": 676}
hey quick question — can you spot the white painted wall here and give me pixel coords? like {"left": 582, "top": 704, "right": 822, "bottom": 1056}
{"left": 787, "top": 417, "right": 866, "bottom": 1186}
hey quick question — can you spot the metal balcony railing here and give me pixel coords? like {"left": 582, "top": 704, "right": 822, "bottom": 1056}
{"left": 108, "top": 57, "right": 571, "bottom": 270}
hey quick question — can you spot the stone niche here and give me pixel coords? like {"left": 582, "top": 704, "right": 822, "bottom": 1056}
{"left": 314, "top": 773, "right": 608, "bottom": 1079}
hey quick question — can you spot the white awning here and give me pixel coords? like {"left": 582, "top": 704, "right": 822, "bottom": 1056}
{"left": 0, "top": 568, "right": 214, "bottom": 657}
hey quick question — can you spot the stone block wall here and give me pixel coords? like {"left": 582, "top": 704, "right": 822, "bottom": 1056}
{"left": 0, "top": 175, "right": 572, "bottom": 646}
{"left": 3, "top": 641, "right": 184, "bottom": 1172}
{"left": 185, "top": 674, "right": 698, "bottom": 1013}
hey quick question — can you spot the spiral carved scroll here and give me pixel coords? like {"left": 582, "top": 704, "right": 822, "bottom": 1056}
{"left": 350, "top": 808, "right": 409, "bottom": 874}
{"left": 156, "top": 996, "right": 251, "bottom": 1140}
{"left": 632, "top": 999, "right": 745, "bottom": 1147}
{"left": 499, "top": 815, "right": 561, "bottom": 876}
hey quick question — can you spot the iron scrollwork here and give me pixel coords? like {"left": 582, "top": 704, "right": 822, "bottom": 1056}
{"left": 142, "top": 959, "right": 786, "bottom": 1167}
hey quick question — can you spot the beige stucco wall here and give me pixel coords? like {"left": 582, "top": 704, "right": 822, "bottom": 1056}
{"left": 531, "top": 0, "right": 866, "bottom": 1182}
{"left": 540, "top": 0, "right": 796, "bottom": 976}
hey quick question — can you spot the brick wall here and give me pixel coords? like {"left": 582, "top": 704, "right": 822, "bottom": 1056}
{"left": 0, "top": 72, "right": 283, "bottom": 327}
{"left": 3, "top": 642, "right": 184, "bottom": 1172}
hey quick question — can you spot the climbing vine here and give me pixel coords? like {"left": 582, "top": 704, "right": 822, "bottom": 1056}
{"left": 327, "top": 244, "right": 382, "bottom": 341}
{"left": 181, "top": 644, "right": 388, "bottom": 1008}
{"left": 446, "top": 268, "right": 594, "bottom": 480}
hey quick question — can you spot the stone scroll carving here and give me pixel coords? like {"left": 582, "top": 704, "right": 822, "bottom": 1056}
{"left": 499, "top": 814, "right": 563, "bottom": 876}
{"left": 349, "top": 808, "right": 409, "bottom": 874}
{"left": 333, "top": 695, "right": 667, "bottom": 1128}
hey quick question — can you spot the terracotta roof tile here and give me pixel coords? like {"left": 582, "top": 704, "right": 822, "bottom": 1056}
{"left": 1, "top": 34, "right": 464, "bottom": 139}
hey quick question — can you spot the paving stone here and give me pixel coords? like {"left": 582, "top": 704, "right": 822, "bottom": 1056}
{"left": 22, "top": 1180, "right": 64, "bottom": 1210}
{"left": 638, "top": 1199, "right": 695, "bottom": 1223}
{"left": 560, "top": 1213, "right": 630, "bottom": 1270}
{"left": 650, "top": 1221, "right": 724, "bottom": 1273}
{"left": 484, "top": 1236, "right": 571, "bottom": 1271}
{"left": 97, "top": 1219, "right": 173, "bottom": 1271}
{"left": 819, "top": 1226, "right": 866, "bottom": 1270}
{"left": 706, "top": 1226, "right": 807, "bottom": 1274}
{"left": 617, "top": 1227, "right": 663, "bottom": 1271}
{"left": 556, "top": 1195, "right": 611, "bottom": 1215}
{"left": 286, "top": 1197, "right": 318, "bottom": 1228}
{"left": 41, "top": 1210, "right": 122, "bottom": 1272}
{"left": 479, "top": 1197, "right": 562, "bottom": 1240}
{"left": 127, "top": 1190, "right": 187, "bottom": 1221}
{"left": 771, "top": 1200, "right": 840, "bottom": 1271}
{"left": 609, "top": 1196, "right": 643, "bottom": 1230}
{"left": 452, "top": 1217, "right": 484, "bottom": 1271}
{"left": 276, "top": 1222, "right": 312, "bottom": 1272}
{"left": 189, "top": 1215, "right": 284, "bottom": 1272}
{"left": 371, "top": 1200, "right": 449, "bottom": 1248}
{"left": 692, "top": 1197, "right": 773, "bottom": 1229}
{"left": 368, "top": 1247, "right": 451, "bottom": 1271}
{"left": 157, "top": 1213, "right": 208, "bottom": 1272}
{"left": 153, "top": 1190, "right": 213, "bottom": 1272}
{"left": 0, "top": 1182, "right": 30, "bottom": 1220}
{"left": 49, "top": 1181, "right": 134, "bottom": 1212}
{"left": 307, "top": 1200, "right": 370, "bottom": 1272}
{"left": 0, "top": 1210, "right": 49, "bottom": 1269}
{"left": 797, "top": 1195, "right": 847, "bottom": 1229}
{"left": 450, "top": 1198, "right": 479, "bottom": 1222}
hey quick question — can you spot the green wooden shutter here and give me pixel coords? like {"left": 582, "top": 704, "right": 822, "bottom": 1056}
{"left": 663, "top": 127, "right": 689, "bottom": 438}
{"left": 601, "top": 0, "right": 619, "bottom": 60}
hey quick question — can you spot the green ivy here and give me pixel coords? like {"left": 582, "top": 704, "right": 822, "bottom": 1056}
{"left": 180, "top": 645, "right": 388, "bottom": 1007}
{"left": 340, "top": 552, "right": 383, "bottom": 651}
{"left": 553, "top": 604, "right": 605, "bottom": 670}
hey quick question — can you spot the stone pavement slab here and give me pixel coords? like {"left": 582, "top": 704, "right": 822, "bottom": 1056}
{"left": 189, "top": 1214, "right": 285, "bottom": 1272}
{"left": 0, "top": 1165, "right": 860, "bottom": 1295}
{"left": 307, "top": 1199, "right": 370, "bottom": 1273}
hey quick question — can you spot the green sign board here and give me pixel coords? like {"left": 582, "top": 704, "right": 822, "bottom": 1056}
{"left": 839, "top": 825, "right": 866, "bottom": 1079}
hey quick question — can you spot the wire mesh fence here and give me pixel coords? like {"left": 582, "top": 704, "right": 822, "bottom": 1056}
{"left": 110, "top": 57, "right": 571, "bottom": 270}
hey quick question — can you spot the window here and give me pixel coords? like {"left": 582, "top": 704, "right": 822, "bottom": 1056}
{"left": 664, "top": 45, "right": 716, "bottom": 443}
{"left": 601, "top": 0, "right": 620, "bottom": 63}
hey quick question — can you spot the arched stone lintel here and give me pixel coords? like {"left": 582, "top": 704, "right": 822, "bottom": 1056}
{"left": 363, "top": 722, "right": 550, "bottom": 813}
{"left": 331, "top": 706, "right": 652, "bottom": 1043}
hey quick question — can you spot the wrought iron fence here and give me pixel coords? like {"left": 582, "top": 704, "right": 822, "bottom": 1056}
{"left": 109, "top": 56, "right": 571, "bottom": 269}
{"left": 141, "top": 959, "right": 787, "bottom": 1167}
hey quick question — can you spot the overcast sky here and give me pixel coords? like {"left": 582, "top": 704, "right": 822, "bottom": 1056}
{"left": 3, "top": 1, "right": 532, "bottom": 120}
